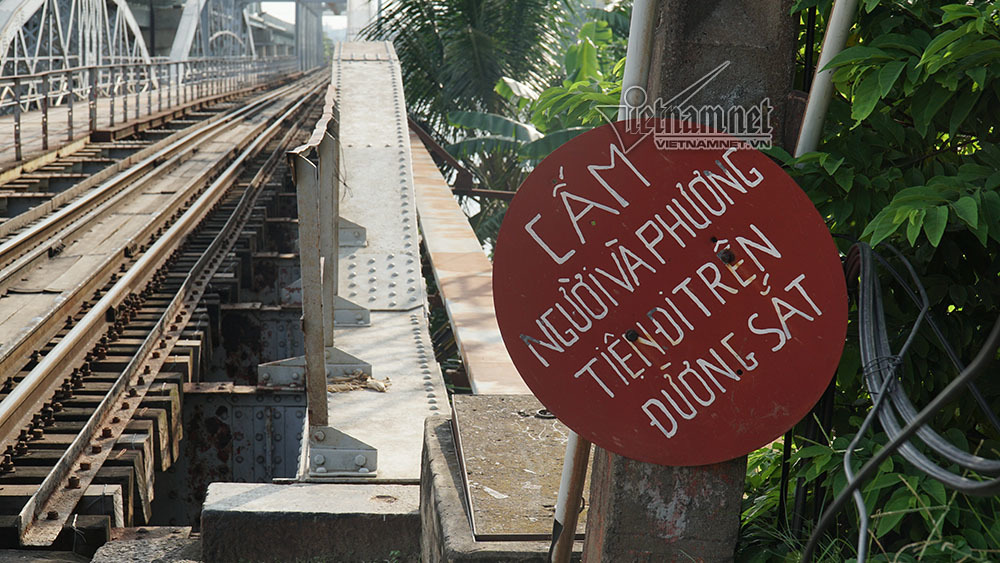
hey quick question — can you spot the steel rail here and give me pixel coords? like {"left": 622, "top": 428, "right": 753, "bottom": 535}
{"left": 17, "top": 77, "right": 325, "bottom": 545}
{"left": 0, "top": 74, "right": 326, "bottom": 474}
{"left": 0, "top": 78, "right": 315, "bottom": 382}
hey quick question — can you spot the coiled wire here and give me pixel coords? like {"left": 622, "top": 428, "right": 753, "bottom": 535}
{"left": 801, "top": 242, "right": 1000, "bottom": 562}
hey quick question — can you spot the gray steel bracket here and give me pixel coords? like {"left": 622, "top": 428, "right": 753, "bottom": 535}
{"left": 279, "top": 278, "right": 371, "bottom": 326}
{"left": 334, "top": 294, "right": 371, "bottom": 326}
{"left": 339, "top": 217, "right": 367, "bottom": 247}
{"left": 257, "top": 347, "right": 372, "bottom": 389}
{"left": 305, "top": 425, "right": 377, "bottom": 478}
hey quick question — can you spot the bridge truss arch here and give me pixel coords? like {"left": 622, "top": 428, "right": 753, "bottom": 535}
{"left": 169, "top": 0, "right": 255, "bottom": 61}
{"left": 0, "top": 0, "right": 151, "bottom": 74}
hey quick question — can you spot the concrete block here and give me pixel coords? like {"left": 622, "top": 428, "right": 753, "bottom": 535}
{"left": 91, "top": 537, "right": 200, "bottom": 563}
{"left": 421, "top": 416, "right": 581, "bottom": 562}
{"left": 201, "top": 482, "right": 420, "bottom": 562}
{"left": 582, "top": 447, "right": 745, "bottom": 562}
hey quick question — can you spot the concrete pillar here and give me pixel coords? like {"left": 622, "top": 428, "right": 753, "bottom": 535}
{"left": 583, "top": 448, "right": 746, "bottom": 561}
{"left": 645, "top": 0, "right": 799, "bottom": 147}
{"left": 583, "top": 1, "right": 797, "bottom": 561}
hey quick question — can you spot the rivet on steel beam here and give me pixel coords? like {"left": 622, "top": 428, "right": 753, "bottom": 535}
{"left": 121, "top": 402, "right": 130, "bottom": 410}
{"left": 101, "top": 427, "right": 112, "bottom": 438}
{"left": 79, "top": 462, "right": 91, "bottom": 471}
{"left": 67, "top": 476, "right": 80, "bottom": 489}
{"left": 46, "top": 511, "right": 59, "bottom": 520}
{"left": 91, "top": 445, "right": 101, "bottom": 454}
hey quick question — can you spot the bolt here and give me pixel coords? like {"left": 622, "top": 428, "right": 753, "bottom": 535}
{"left": 121, "top": 401, "right": 130, "bottom": 410}
{"left": 313, "top": 454, "right": 325, "bottom": 465}
{"left": 143, "top": 365, "right": 151, "bottom": 375}
{"left": 80, "top": 462, "right": 91, "bottom": 471}
{"left": 67, "top": 476, "right": 80, "bottom": 489}
{"left": 129, "top": 388, "right": 138, "bottom": 398}
{"left": 354, "top": 454, "right": 367, "bottom": 467}
{"left": 101, "top": 427, "right": 112, "bottom": 438}
{"left": 624, "top": 330, "right": 639, "bottom": 342}
{"left": 112, "top": 416, "right": 120, "bottom": 424}
{"left": 91, "top": 445, "right": 102, "bottom": 454}
{"left": 46, "top": 511, "right": 58, "bottom": 520}
{"left": 152, "top": 351, "right": 160, "bottom": 359}
{"left": 137, "top": 376, "right": 145, "bottom": 385}
{"left": 312, "top": 430, "right": 325, "bottom": 442}
{"left": 717, "top": 248, "right": 735, "bottom": 264}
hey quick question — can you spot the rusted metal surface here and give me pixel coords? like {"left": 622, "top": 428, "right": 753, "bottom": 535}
{"left": 151, "top": 384, "right": 306, "bottom": 526}
{"left": 410, "top": 130, "right": 529, "bottom": 395}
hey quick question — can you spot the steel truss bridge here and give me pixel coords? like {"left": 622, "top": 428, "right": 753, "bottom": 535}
{"left": 0, "top": 0, "right": 326, "bottom": 161}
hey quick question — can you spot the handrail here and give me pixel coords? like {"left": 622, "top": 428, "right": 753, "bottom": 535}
{"left": 1, "top": 56, "right": 299, "bottom": 163}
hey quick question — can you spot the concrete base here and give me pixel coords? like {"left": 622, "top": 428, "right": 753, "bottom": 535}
{"left": 92, "top": 538, "right": 201, "bottom": 563}
{"left": 421, "top": 416, "right": 581, "bottom": 562}
{"left": 582, "top": 448, "right": 745, "bottom": 562}
{"left": 200, "top": 482, "right": 420, "bottom": 562}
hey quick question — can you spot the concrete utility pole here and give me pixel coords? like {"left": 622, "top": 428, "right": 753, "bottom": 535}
{"left": 582, "top": 1, "right": 798, "bottom": 561}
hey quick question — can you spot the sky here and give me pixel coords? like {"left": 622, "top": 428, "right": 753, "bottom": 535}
{"left": 260, "top": 2, "right": 347, "bottom": 36}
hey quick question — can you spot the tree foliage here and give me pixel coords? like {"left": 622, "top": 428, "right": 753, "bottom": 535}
{"left": 359, "top": 0, "right": 563, "bottom": 133}
{"left": 743, "top": 1, "right": 1000, "bottom": 560}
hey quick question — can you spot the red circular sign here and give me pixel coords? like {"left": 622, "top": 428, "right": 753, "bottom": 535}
{"left": 493, "top": 120, "right": 847, "bottom": 466}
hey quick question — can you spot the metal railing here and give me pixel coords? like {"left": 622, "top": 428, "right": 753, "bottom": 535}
{"left": 0, "top": 57, "right": 298, "bottom": 162}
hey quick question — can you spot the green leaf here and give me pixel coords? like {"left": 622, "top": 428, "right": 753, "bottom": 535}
{"left": 906, "top": 209, "right": 925, "bottom": 246}
{"left": 966, "top": 67, "right": 987, "bottom": 88}
{"left": 448, "top": 111, "right": 540, "bottom": 142}
{"left": 446, "top": 135, "right": 519, "bottom": 158}
{"left": 852, "top": 71, "right": 882, "bottom": 123}
{"left": 577, "top": 20, "right": 613, "bottom": 44}
{"left": 518, "top": 127, "right": 590, "bottom": 160}
{"left": 912, "top": 85, "right": 953, "bottom": 137}
{"left": 982, "top": 190, "right": 1000, "bottom": 243}
{"left": 939, "top": 4, "right": 981, "bottom": 24}
{"left": 923, "top": 206, "right": 949, "bottom": 246}
{"left": 918, "top": 27, "right": 968, "bottom": 68}
{"left": 878, "top": 61, "right": 907, "bottom": 97}
{"left": 790, "top": 445, "right": 831, "bottom": 462}
{"left": 834, "top": 166, "right": 854, "bottom": 192}
{"left": 824, "top": 46, "right": 893, "bottom": 70}
{"left": 952, "top": 195, "right": 978, "bottom": 228}
{"left": 875, "top": 491, "right": 914, "bottom": 538}
{"left": 948, "top": 88, "right": 982, "bottom": 137}
{"left": 565, "top": 39, "right": 601, "bottom": 82}
{"left": 869, "top": 212, "right": 904, "bottom": 246}
{"left": 495, "top": 77, "right": 539, "bottom": 102}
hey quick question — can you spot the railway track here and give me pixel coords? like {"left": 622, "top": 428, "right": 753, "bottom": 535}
{"left": 0, "top": 69, "right": 327, "bottom": 547}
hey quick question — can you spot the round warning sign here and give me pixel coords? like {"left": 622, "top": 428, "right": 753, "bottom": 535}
{"left": 492, "top": 120, "right": 848, "bottom": 466}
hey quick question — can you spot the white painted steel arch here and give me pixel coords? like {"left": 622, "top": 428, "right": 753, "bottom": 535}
{"left": 0, "top": 0, "right": 151, "bottom": 74}
{"left": 169, "top": 0, "right": 254, "bottom": 61}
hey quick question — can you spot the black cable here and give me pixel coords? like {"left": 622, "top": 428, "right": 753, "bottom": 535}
{"left": 801, "top": 312, "right": 1000, "bottom": 562}
{"left": 872, "top": 244, "right": 1000, "bottom": 437}
{"left": 860, "top": 246, "right": 1000, "bottom": 483}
